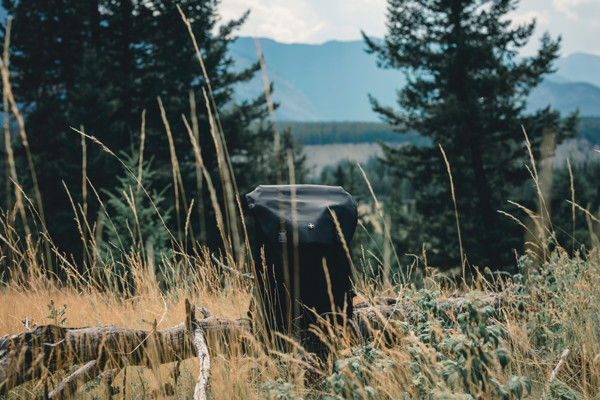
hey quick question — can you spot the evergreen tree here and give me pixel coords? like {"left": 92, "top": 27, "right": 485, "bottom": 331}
{"left": 102, "top": 151, "right": 172, "bottom": 291}
{"left": 1, "top": 1, "right": 108, "bottom": 257}
{"left": 238, "top": 127, "right": 310, "bottom": 187}
{"left": 364, "top": 0, "right": 578, "bottom": 270}
{"left": 550, "top": 160, "right": 600, "bottom": 250}
{"left": 0, "top": 1, "right": 304, "bottom": 268}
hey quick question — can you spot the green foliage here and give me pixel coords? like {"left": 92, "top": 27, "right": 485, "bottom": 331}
{"left": 102, "top": 151, "right": 172, "bottom": 289}
{"left": 259, "top": 378, "right": 298, "bottom": 400}
{"left": 318, "top": 156, "right": 405, "bottom": 204}
{"left": 364, "top": 0, "right": 579, "bottom": 271}
{"left": 46, "top": 300, "right": 68, "bottom": 326}
{"left": 238, "top": 127, "right": 310, "bottom": 187}
{"left": 548, "top": 381, "right": 583, "bottom": 400}
{"left": 578, "top": 117, "right": 600, "bottom": 144}
{"left": 398, "top": 292, "right": 531, "bottom": 399}
{"left": 325, "top": 344, "right": 391, "bottom": 400}
{"left": 316, "top": 291, "right": 532, "bottom": 399}
{"left": 256, "top": 289, "right": 535, "bottom": 400}
{"left": 550, "top": 159, "right": 600, "bottom": 250}
{"left": 549, "top": 381, "right": 583, "bottom": 400}
{"left": 318, "top": 157, "right": 396, "bottom": 272}
{"left": 496, "top": 249, "right": 600, "bottom": 398}
{"left": 514, "top": 251, "right": 600, "bottom": 356}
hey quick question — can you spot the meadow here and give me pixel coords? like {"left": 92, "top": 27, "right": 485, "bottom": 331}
{"left": 2, "top": 123, "right": 600, "bottom": 398}
{"left": 2, "top": 213, "right": 600, "bottom": 399}
{"left": 2, "top": 10, "right": 600, "bottom": 400}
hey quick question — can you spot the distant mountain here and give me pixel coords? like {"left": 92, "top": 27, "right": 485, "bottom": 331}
{"left": 552, "top": 53, "right": 600, "bottom": 87}
{"left": 528, "top": 80, "right": 600, "bottom": 116}
{"left": 230, "top": 37, "right": 600, "bottom": 121}
{"left": 229, "top": 38, "right": 401, "bottom": 121}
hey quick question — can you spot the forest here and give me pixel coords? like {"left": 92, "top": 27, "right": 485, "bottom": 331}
{"left": 281, "top": 118, "right": 600, "bottom": 146}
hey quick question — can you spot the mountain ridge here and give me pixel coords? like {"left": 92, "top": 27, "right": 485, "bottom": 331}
{"left": 231, "top": 37, "right": 600, "bottom": 121}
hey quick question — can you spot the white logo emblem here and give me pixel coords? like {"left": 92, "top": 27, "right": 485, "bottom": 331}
{"left": 308, "top": 223, "right": 315, "bottom": 229}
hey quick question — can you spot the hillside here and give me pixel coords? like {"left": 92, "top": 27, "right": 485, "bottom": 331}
{"left": 552, "top": 52, "right": 600, "bottom": 87}
{"left": 231, "top": 37, "right": 600, "bottom": 121}
{"left": 528, "top": 80, "right": 600, "bottom": 116}
{"left": 282, "top": 118, "right": 600, "bottom": 145}
{"left": 229, "top": 38, "right": 400, "bottom": 121}
{"left": 284, "top": 118, "right": 600, "bottom": 174}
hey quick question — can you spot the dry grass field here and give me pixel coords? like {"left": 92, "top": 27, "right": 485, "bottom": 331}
{"left": 2, "top": 242, "right": 600, "bottom": 399}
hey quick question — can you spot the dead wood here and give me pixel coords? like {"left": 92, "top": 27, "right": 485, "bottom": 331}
{"left": 540, "top": 348, "right": 571, "bottom": 398}
{"left": 47, "top": 360, "right": 100, "bottom": 400}
{"left": 0, "top": 293, "right": 504, "bottom": 397}
{"left": 0, "top": 301, "right": 250, "bottom": 397}
{"left": 549, "top": 349, "right": 571, "bottom": 382}
{"left": 193, "top": 328, "right": 210, "bottom": 400}
{"left": 211, "top": 253, "right": 254, "bottom": 280}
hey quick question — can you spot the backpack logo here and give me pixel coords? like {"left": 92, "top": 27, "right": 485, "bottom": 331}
{"left": 307, "top": 223, "right": 315, "bottom": 229}
{"left": 278, "top": 231, "right": 287, "bottom": 243}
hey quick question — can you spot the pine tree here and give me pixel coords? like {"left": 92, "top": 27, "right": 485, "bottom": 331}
{"left": 550, "top": 160, "right": 600, "bottom": 250}
{"left": 1, "top": 0, "right": 115, "bottom": 258}
{"left": 102, "top": 151, "right": 172, "bottom": 292}
{"left": 363, "top": 0, "right": 578, "bottom": 270}
{"left": 1, "top": 1, "right": 305, "bottom": 267}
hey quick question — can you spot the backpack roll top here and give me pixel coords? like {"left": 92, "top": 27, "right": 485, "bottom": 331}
{"left": 246, "top": 184, "right": 357, "bottom": 245}
{"left": 246, "top": 184, "right": 358, "bottom": 334}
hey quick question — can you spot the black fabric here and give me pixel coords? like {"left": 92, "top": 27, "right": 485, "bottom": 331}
{"left": 246, "top": 185, "right": 357, "bottom": 335}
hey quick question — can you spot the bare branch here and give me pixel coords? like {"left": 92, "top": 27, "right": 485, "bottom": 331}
{"left": 193, "top": 328, "right": 210, "bottom": 400}
{"left": 549, "top": 349, "right": 570, "bottom": 382}
{"left": 48, "top": 360, "right": 100, "bottom": 399}
{"left": 211, "top": 253, "right": 254, "bottom": 280}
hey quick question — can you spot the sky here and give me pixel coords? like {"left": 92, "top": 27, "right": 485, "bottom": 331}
{"left": 219, "top": 0, "right": 600, "bottom": 57}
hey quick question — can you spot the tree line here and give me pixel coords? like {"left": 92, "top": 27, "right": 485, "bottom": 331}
{"left": 0, "top": 0, "right": 306, "bottom": 283}
{"left": 281, "top": 118, "right": 600, "bottom": 147}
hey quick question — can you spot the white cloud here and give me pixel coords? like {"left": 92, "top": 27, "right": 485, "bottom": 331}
{"left": 509, "top": 10, "right": 550, "bottom": 26}
{"left": 553, "top": 0, "right": 600, "bottom": 20}
{"left": 218, "top": 0, "right": 600, "bottom": 56}
{"left": 218, "top": 0, "right": 323, "bottom": 43}
{"left": 218, "top": 0, "right": 387, "bottom": 43}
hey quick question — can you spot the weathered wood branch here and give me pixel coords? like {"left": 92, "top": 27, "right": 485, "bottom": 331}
{"left": 211, "top": 253, "right": 254, "bottom": 280}
{"left": 48, "top": 360, "right": 100, "bottom": 400}
{"left": 540, "top": 348, "right": 571, "bottom": 398}
{"left": 549, "top": 348, "right": 570, "bottom": 382}
{"left": 0, "top": 293, "right": 503, "bottom": 397}
{"left": 193, "top": 328, "right": 210, "bottom": 400}
{"left": 0, "top": 301, "right": 250, "bottom": 397}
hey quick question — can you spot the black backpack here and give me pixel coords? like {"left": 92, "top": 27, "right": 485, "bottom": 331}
{"left": 246, "top": 184, "right": 357, "bottom": 335}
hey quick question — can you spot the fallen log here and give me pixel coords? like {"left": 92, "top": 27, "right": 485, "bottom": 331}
{"left": 0, "top": 293, "right": 504, "bottom": 398}
{"left": 0, "top": 300, "right": 250, "bottom": 398}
